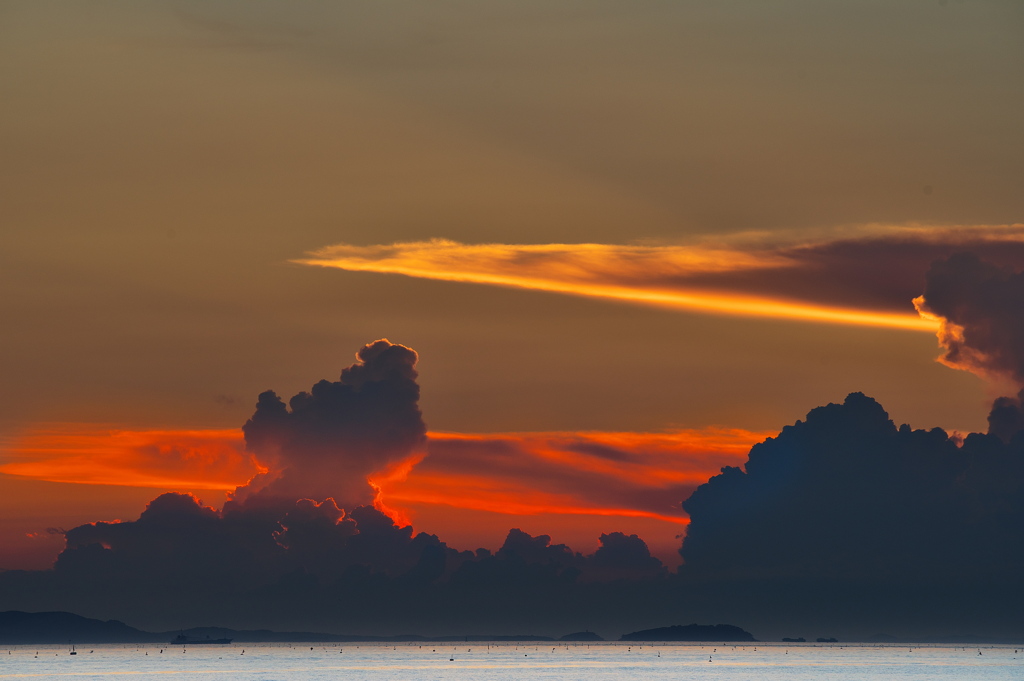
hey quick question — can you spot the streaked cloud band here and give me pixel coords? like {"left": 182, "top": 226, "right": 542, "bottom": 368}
{"left": 297, "top": 226, "right": 1024, "bottom": 332}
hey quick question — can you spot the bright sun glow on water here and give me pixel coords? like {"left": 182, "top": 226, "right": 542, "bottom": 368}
{"left": 0, "top": 642, "right": 1021, "bottom": 680}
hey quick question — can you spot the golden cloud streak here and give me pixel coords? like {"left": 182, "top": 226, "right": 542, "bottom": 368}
{"left": 296, "top": 240, "right": 937, "bottom": 332}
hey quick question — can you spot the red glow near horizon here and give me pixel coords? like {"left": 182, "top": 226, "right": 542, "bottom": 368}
{"left": 0, "top": 425, "right": 263, "bottom": 490}
{"left": 0, "top": 424, "right": 769, "bottom": 562}
{"left": 371, "top": 429, "right": 764, "bottom": 524}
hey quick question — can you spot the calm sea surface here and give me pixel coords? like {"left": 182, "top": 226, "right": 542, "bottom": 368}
{"left": 0, "top": 641, "right": 1020, "bottom": 680}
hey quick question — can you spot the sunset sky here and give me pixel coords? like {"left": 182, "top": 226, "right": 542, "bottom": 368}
{"left": 2, "top": 0, "right": 1023, "bottom": 595}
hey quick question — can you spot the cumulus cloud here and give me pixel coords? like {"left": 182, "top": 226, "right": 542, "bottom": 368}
{"left": 670, "top": 392, "right": 1024, "bottom": 638}
{"left": 0, "top": 340, "right": 679, "bottom": 634}
{"left": 233, "top": 339, "right": 427, "bottom": 510}
{"left": 49, "top": 490, "right": 468, "bottom": 625}
{"left": 588, "top": 532, "right": 665, "bottom": 581}
{"left": 680, "top": 392, "right": 1024, "bottom": 584}
{"left": 22, "top": 489, "right": 671, "bottom": 635}
{"left": 987, "top": 390, "right": 1024, "bottom": 444}
{"left": 57, "top": 492, "right": 285, "bottom": 591}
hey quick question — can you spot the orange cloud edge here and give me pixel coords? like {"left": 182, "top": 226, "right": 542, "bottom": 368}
{"left": 0, "top": 425, "right": 770, "bottom": 533}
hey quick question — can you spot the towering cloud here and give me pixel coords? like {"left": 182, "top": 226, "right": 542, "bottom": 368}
{"left": 233, "top": 339, "right": 427, "bottom": 510}
{"left": 1, "top": 340, "right": 675, "bottom": 634}
{"left": 680, "top": 393, "right": 1024, "bottom": 584}
{"left": 987, "top": 390, "right": 1024, "bottom": 444}
{"left": 674, "top": 392, "right": 1024, "bottom": 637}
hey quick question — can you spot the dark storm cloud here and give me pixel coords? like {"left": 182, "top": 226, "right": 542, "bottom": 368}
{"left": 1, "top": 490, "right": 670, "bottom": 636}
{"left": 588, "top": 532, "right": 665, "bottom": 581}
{"left": 54, "top": 495, "right": 665, "bottom": 591}
{"left": 681, "top": 393, "right": 1024, "bottom": 583}
{"left": 234, "top": 339, "right": 426, "bottom": 510}
{"left": 57, "top": 492, "right": 286, "bottom": 590}
{"left": 686, "top": 233, "right": 1024, "bottom": 314}
{"left": 914, "top": 253, "right": 1024, "bottom": 444}
{"left": 915, "top": 252, "right": 1024, "bottom": 385}
{"left": 670, "top": 392, "right": 1024, "bottom": 638}
{"left": 987, "top": 390, "right": 1024, "bottom": 444}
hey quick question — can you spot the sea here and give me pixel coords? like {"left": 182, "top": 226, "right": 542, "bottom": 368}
{"left": 1, "top": 641, "right": 1020, "bottom": 680}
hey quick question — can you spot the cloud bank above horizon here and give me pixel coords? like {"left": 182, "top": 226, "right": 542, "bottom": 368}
{"left": 0, "top": 422, "right": 764, "bottom": 560}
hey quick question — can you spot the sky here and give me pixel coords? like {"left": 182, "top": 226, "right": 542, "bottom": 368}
{"left": 1, "top": 0, "right": 1024, "bottom": 639}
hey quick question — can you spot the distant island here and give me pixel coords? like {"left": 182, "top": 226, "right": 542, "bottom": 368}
{"left": 620, "top": 624, "right": 756, "bottom": 642}
{"left": 0, "top": 611, "right": 562, "bottom": 645}
{"left": 3, "top": 611, "right": 1015, "bottom": 645}
{"left": 0, "top": 611, "right": 751, "bottom": 645}
{"left": 0, "top": 611, "right": 151, "bottom": 644}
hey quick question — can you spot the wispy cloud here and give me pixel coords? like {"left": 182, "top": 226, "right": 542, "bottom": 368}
{"left": 375, "top": 428, "right": 765, "bottom": 525}
{"left": 0, "top": 425, "right": 262, "bottom": 490}
{"left": 296, "top": 224, "right": 1024, "bottom": 332}
{"left": 1, "top": 425, "right": 766, "bottom": 527}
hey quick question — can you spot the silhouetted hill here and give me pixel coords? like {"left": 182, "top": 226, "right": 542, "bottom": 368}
{"left": 0, "top": 611, "right": 560, "bottom": 644}
{"left": 620, "top": 623, "right": 755, "bottom": 642}
{"left": 0, "top": 611, "right": 160, "bottom": 644}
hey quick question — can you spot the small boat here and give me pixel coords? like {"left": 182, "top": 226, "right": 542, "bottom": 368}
{"left": 69, "top": 643, "right": 77, "bottom": 656}
{"left": 171, "top": 634, "right": 232, "bottom": 645}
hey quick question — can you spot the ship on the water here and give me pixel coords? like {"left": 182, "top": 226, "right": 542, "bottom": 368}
{"left": 171, "top": 634, "right": 232, "bottom": 645}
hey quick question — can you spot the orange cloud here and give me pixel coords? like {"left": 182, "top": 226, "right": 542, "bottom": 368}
{"left": 296, "top": 225, "right": 1024, "bottom": 333}
{"left": 1, "top": 425, "right": 766, "bottom": 554}
{"left": 373, "top": 428, "right": 769, "bottom": 564}
{"left": 372, "top": 428, "right": 768, "bottom": 527}
{"left": 0, "top": 424, "right": 262, "bottom": 490}
{"left": 296, "top": 238, "right": 938, "bottom": 331}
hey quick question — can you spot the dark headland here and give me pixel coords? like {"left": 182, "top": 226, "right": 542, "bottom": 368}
{"left": 0, "top": 611, "right": 562, "bottom": 644}
{"left": 0, "top": 611, "right": 154, "bottom": 645}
